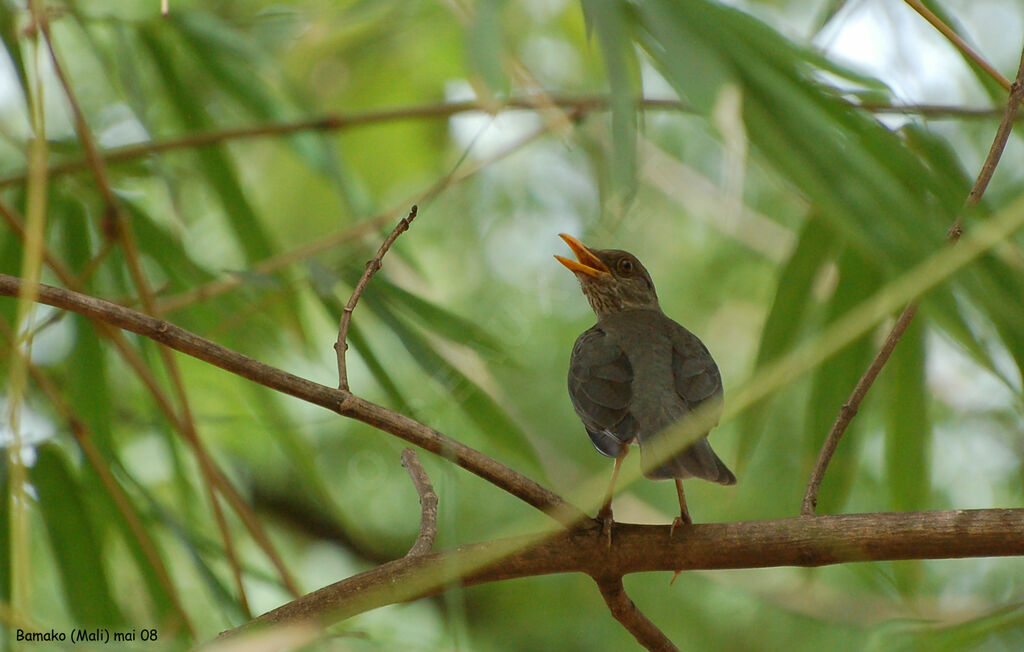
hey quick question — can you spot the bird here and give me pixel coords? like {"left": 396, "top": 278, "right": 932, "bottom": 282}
{"left": 555, "top": 233, "right": 735, "bottom": 538}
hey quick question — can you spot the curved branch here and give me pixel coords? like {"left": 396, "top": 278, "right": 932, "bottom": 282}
{"left": 595, "top": 576, "right": 678, "bottom": 652}
{"left": 401, "top": 448, "right": 439, "bottom": 556}
{"left": 221, "top": 508, "right": 1024, "bottom": 638}
{"left": 335, "top": 206, "right": 417, "bottom": 391}
{"left": 0, "top": 273, "right": 587, "bottom": 528}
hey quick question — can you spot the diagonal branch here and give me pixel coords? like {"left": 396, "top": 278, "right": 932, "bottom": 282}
{"left": 335, "top": 206, "right": 417, "bottom": 391}
{"left": 903, "top": 0, "right": 1014, "bottom": 94}
{"left": 401, "top": 448, "right": 439, "bottom": 557}
{"left": 594, "top": 576, "right": 678, "bottom": 652}
{"left": 801, "top": 43, "right": 1024, "bottom": 515}
{"left": 0, "top": 273, "right": 588, "bottom": 528}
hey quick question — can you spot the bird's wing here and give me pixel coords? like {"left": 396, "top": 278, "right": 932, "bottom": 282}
{"left": 669, "top": 324, "right": 723, "bottom": 417}
{"left": 568, "top": 325, "right": 637, "bottom": 457}
{"left": 639, "top": 322, "right": 735, "bottom": 484}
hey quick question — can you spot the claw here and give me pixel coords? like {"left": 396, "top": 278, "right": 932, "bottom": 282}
{"left": 669, "top": 513, "right": 691, "bottom": 538}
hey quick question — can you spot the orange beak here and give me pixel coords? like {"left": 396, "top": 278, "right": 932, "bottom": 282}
{"left": 555, "top": 233, "right": 610, "bottom": 278}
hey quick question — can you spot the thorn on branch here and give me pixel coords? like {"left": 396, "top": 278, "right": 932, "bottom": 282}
{"left": 335, "top": 205, "right": 418, "bottom": 391}
{"left": 401, "top": 448, "right": 438, "bottom": 557}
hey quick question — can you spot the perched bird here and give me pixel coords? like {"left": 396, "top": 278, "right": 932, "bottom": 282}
{"left": 555, "top": 234, "right": 735, "bottom": 536}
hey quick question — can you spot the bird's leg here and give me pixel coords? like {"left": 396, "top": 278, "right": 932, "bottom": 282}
{"left": 669, "top": 478, "right": 692, "bottom": 537}
{"left": 596, "top": 448, "right": 628, "bottom": 547}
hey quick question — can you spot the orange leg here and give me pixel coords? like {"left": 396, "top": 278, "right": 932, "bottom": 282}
{"left": 596, "top": 448, "right": 628, "bottom": 546}
{"left": 669, "top": 478, "right": 692, "bottom": 537}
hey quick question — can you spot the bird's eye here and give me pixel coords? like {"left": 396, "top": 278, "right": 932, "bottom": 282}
{"left": 617, "top": 258, "right": 634, "bottom": 274}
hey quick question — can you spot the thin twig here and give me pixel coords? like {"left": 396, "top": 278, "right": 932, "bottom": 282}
{"left": 335, "top": 206, "right": 417, "bottom": 391}
{"left": 903, "top": 0, "right": 1013, "bottom": 93}
{"left": 594, "top": 576, "right": 678, "bottom": 652}
{"left": 800, "top": 44, "right": 1024, "bottom": 515}
{"left": 0, "top": 94, "right": 1005, "bottom": 193}
{"left": 0, "top": 96, "right": 678, "bottom": 191}
{"left": 401, "top": 449, "right": 439, "bottom": 557}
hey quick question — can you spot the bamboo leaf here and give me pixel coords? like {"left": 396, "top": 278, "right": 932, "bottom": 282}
{"left": 466, "top": 0, "right": 508, "bottom": 94}
{"left": 882, "top": 318, "right": 929, "bottom": 594}
{"left": 582, "top": 0, "right": 640, "bottom": 198}
{"left": 736, "top": 214, "right": 837, "bottom": 467}
{"left": 30, "top": 445, "right": 126, "bottom": 627}
{"left": 360, "top": 288, "right": 544, "bottom": 476}
{"left": 136, "top": 26, "right": 276, "bottom": 265}
{"left": 372, "top": 276, "right": 508, "bottom": 361}
{"left": 804, "top": 246, "right": 881, "bottom": 513}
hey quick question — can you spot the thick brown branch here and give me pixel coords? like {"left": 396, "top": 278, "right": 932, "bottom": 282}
{"left": 335, "top": 206, "right": 417, "bottom": 391}
{"left": 0, "top": 274, "right": 586, "bottom": 528}
{"left": 223, "top": 508, "right": 1024, "bottom": 638}
{"left": 801, "top": 43, "right": 1024, "bottom": 515}
{"left": 401, "top": 448, "right": 438, "bottom": 556}
{"left": 594, "top": 576, "right": 678, "bottom": 652}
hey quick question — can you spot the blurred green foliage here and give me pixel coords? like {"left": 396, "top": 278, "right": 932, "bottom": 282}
{"left": 0, "top": 0, "right": 1022, "bottom": 649}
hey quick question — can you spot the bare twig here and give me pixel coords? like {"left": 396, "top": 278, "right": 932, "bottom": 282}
{"left": 0, "top": 96, "right": 679, "bottom": 191}
{"left": 0, "top": 94, "right": 1004, "bottom": 194}
{"left": 401, "top": 449, "right": 439, "bottom": 556}
{"left": 801, "top": 44, "right": 1024, "bottom": 515}
{"left": 903, "top": 0, "right": 1013, "bottom": 93}
{"left": 335, "top": 206, "right": 417, "bottom": 391}
{"left": 224, "top": 508, "right": 1024, "bottom": 638}
{"left": 0, "top": 274, "right": 588, "bottom": 527}
{"left": 594, "top": 577, "right": 678, "bottom": 652}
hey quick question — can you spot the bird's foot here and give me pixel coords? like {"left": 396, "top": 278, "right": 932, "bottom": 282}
{"left": 669, "top": 570, "right": 683, "bottom": 585}
{"left": 669, "top": 513, "right": 692, "bottom": 538}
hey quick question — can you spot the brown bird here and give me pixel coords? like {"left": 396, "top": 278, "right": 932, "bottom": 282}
{"left": 555, "top": 234, "right": 735, "bottom": 537}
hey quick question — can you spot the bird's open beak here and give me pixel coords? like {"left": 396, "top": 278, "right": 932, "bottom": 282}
{"left": 555, "top": 233, "right": 610, "bottom": 278}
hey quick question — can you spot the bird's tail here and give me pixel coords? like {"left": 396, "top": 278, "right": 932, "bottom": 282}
{"left": 640, "top": 435, "right": 736, "bottom": 485}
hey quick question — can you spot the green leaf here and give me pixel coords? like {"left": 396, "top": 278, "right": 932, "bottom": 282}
{"left": 466, "top": 0, "right": 508, "bottom": 93}
{"left": 30, "top": 445, "right": 125, "bottom": 627}
{"left": 582, "top": 0, "right": 640, "bottom": 200}
{"left": 79, "top": 461, "right": 187, "bottom": 633}
{"left": 0, "top": 4, "right": 29, "bottom": 105}
{"left": 0, "top": 457, "right": 9, "bottom": 633}
{"left": 737, "top": 213, "right": 837, "bottom": 467}
{"left": 170, "top": 12, "right": 365, "bottom": 213}
{"left": 882, "top": 318, "right": 929, "bottom": 594}
{"left": 638, "top": 0, "right": 950, "bottom": 277}
{"left": 136, "top": 26, "right": 276, "bottom": 265}
{"left": 804, "top": 245, "right": 881, "bottom": 513}
{"left": 872, "top": 602, "right": 1024, "bottom": 651}
{"left": 308, "top": 263, "right": 416, "bottom": 414}
{"left": 372, "top": 276, "right": 508, "bottom": 361}
{"left": 348, "top": 321, "right": 417, "bottom": 415}
{"left": 120, "top": 195, "right": 215, "bottom": 293}
{"left": 360, "top": 288, "right": 544, "bottom": 476}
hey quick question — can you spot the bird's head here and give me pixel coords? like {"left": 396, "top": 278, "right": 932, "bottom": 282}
{"left": 555, "top": 233, "right": 660, "bottom": 317}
